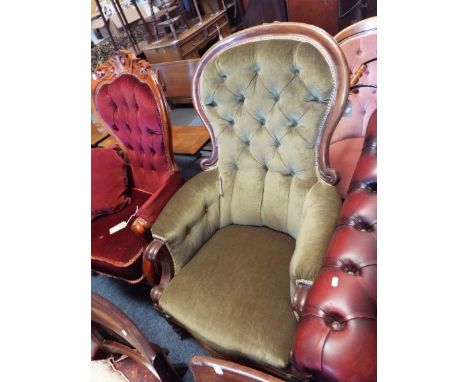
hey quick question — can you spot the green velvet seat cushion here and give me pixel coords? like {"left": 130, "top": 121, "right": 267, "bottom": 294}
{"left": 159, "top": 224, "right": 297, "bottom": 369}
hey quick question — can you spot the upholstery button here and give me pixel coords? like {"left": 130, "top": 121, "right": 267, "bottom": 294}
{"left": 357, "top": 49, "right": 363, "bottom": 56}
{"left": 331, "top": 321, "right": 343, "bottom": 331}
{"left": 185, "top": 226, "right": 191, "bottom": 235}
{"left": 274, "top": 95, "right": 280, "bottom": 102}
{"left": 238, "top": 94, "right": 245, "bottom": 102}
{"left": 208, "top": 100, "right": 217, "bottom": 107}
{"left": 292, "top": 67, "right": 300, "bottom": 74}
{"left": 290, "top": 120, "right": 298, "bottom": 127}
{"left": 204, "top": 206, "right": 208, "bottom": 213}
{"left": 354, "top": 220, "right": 371, "bottom": 231}
{"left": 259, "top": 118, "right": 265, "bottom": 126}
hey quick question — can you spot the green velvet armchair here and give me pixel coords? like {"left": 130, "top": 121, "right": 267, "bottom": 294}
{"left": 145, "top": 22, "right": 349, "bottom": 377}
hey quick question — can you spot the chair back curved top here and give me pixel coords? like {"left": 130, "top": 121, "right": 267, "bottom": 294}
{"left": 91, "top": 50, "right": 179, "bottom": 194}
{"left": 331, "top": 17, "right": 377, "bottom": 197}
{"left": 191, "top": 22, "right": 349, "bottom": 238}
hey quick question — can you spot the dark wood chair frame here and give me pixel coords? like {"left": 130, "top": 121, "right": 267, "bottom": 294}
{"left": 91, "top": 292, "right": 187, "bottom": 381}
{"left": 144, "top": 22, "right": 350, "bottom": 381}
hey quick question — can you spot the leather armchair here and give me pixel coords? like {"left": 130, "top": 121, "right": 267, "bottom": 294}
{"left": 292, "top": 110, "right": 377, "bottom": 382}
{"left": 145, "top": 23, "right": 349, "bottom": 377}
{"left": 91, "top": 50, "right": 184, "bottom": 283}
{"left": 330, "top": 17, "right": 377, "bottom": 197}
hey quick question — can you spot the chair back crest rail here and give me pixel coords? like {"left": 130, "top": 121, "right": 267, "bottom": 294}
{"left": 191, "top": 22, "right": 350, "bottom": 186}
{"left": 91, "top": 50, "right": 179, "bottom": 193}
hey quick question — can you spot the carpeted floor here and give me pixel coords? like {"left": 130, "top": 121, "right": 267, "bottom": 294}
{"left": 92, "top": 106, "right": 210, "bottom": 381}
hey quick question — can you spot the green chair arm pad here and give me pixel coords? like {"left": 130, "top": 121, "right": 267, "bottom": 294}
{"left": 151, "top": 169, "right": 221, "bottom": 274}
{"left": 289, "top": 181, "right": 342, "bottom": 298}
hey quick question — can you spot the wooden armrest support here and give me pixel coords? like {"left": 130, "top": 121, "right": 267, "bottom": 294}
{"left": 132, "top": 217, "right": 151, "bottom": 237}
{"left": 145, "top": 238, "right": 175, "bottom": 307}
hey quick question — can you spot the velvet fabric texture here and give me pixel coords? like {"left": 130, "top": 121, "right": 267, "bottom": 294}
{"left": 151, "top": 38, "right": 342, "bottom": 368}
{"left": 92, "top": 64, "right": 184, "bottom": 282}
{"left": 92, "top": 188, "right": 150, "bottom": 283}
{"left": 160, "top": 225, "right": 297, "bottom": 368}
{"left": 91, "top": 147, "right": 131, "bottom": 220}
{"left": 95, "top": 74, "right": 176, "bottom": 193}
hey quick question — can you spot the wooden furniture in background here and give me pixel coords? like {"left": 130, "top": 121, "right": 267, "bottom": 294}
{"left": 93, "top": 123, "right": 209, "bottom": 156}
{"left": 286, "top": 0, "right": 377, "bottom": 36}
{"left": 92, "top": 292, "right": 187, "bottom": 382}
{"left": 152, "top": 59, "right": 200, "bottom": 104}
{"left": 141, "top": 11, "right": 230, "bottom": 63}
{"left": 171, "top": 125, "right": 210, "bottom": 155}
{"left": 286, "top": 0, "right": 339, "bottom": 35}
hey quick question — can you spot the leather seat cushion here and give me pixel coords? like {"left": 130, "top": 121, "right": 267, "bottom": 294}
{"left": 160, "top": 225, "right": 297, "bottom": 369}
{"left": 92, "top": 188, "right": 151, "bottom": 283}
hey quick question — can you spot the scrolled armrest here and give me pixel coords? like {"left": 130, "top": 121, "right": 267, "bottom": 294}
{"left": 289, "top": 181, "right": 342, "bottom": 303}
{"left": 150, "top": 169, "right": 220, "bottom": 274}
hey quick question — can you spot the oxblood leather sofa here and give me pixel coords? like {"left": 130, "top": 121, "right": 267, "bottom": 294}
{"left": 292, "top": 109, "right": 377, "bottom": 382}
{"left": 91, "top": 51, "right": 184, "bottom": 283}
{"left": 330, "top": 17, "right": 377, "bottom": 197}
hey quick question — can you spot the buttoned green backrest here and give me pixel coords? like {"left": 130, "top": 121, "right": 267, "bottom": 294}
{"left": 199, "top": 38, "right": 336, "bottom": 239}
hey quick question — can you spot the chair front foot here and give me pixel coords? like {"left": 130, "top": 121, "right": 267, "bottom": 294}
{"left": 150, "top": 285, "right": 165, "bottom": 307}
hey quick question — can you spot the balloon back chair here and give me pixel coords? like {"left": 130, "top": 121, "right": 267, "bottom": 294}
{"left": 330, "top": 17, "right": 377, "bottom": 197}
{"left": 145, "top": 23, "right": 349, "bottom": 379}
{"left": 91, "top": 50, "right": 184, "bottom": 284}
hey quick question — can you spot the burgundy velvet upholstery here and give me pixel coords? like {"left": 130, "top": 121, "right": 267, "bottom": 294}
{"left": 292, "top": 110, "right": 377, "bottom": 382}
{"left": 95, "top": 74, "right": 174, "bottom": 193}
{"left": 330, "top": 25, "right": 377, "bottom": 197}
{"left": 92, "top": 189, "right": 151, "bottom": 283}
{"left": 91, "top": 52, "right": 184, "bottom": 283}
{"left": 91, "top": 147, "right": 131, "bottom": 220}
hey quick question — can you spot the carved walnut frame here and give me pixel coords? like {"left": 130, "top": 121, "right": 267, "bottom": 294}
{"left": 91, "top": 292, "right": 184, "bottom": 381}
{"left": 91, "top": 50, "right": 179, "bottom": 238}
{"left": 144, "top": 23, "right": 350, "bottom": 379}
{"left": 193, "top": 22, "right": 350, "bottom": 185}
{"left": 146, "top": 22, "right": 349, "bottom": 304}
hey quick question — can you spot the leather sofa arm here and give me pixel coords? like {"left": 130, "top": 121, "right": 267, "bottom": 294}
{"left": 289, "top": 181, "right": 342, "bottom": 305}
{"left": 292, "top": 110, "right": 377, "bottom": 382}
{"left": 150, "top": 169, "right": 221, "bottom": 275}
{"left": 131, "top": 172, "right": 184, "bottom": 236}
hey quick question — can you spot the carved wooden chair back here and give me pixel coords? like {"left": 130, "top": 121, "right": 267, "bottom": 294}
{"left": 190, "top": 22, "right": 349, "bottom": 238}
{"left": 91, "top": 50, "right": 179, "bottom": 194}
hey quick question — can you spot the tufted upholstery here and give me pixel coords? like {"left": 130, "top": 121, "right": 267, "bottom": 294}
{"left": 292, "top": 110, "right": 377, "bottom": 382}
{"left": 150, "top": 24, "right": 350, "bottom": 371}
{"left": 92, "top": 51, "right": 184, "bottom": 283}
{"left": 96, "top": 74, "right": 175, "bottom": 193}
{"left": 331, "top": 18, "right": 377, "bottom": 197}
{"left": 201, "top": 39, "right": 336, "bottom": 238}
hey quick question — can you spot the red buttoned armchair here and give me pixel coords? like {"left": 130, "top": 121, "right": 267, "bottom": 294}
{"left": 91, "top": 50, "right": 184, "bottom": 284}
